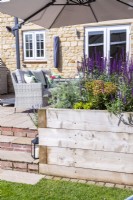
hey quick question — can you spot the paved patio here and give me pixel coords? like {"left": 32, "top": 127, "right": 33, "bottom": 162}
{"left": 0, "top": 106, "right": 36, "bottom": 129}
{"left": 0, "top": 94, "right": 36, "bottom": 130}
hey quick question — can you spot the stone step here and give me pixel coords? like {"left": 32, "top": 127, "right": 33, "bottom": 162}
{"left": 0, "top": 126, "right": 37, "bottom": 138}
{"left": 0, "top": 169, "right": 44, "bottom": 185}
{"left": 0, "top": 135, "right": 33, "bottom": 153}
{"left": 0, "top": 150, "right": 39, "bottom": 173}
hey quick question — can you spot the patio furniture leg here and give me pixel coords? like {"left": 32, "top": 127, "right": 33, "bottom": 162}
{"left": 14, "top": 107, "right": 16, "bottom": 113}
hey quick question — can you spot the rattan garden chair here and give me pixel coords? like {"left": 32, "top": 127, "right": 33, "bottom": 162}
{"left": 11, "top": 71, "right": 51, "bottom": 110}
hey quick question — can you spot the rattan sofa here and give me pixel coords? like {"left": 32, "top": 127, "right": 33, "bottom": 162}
{"left": 11, "top": 69, "right": 51, "bottom": 110}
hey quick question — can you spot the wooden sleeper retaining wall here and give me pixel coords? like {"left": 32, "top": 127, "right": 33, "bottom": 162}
{"left": 38, "top": 108, "right": 133, "bottom": 186}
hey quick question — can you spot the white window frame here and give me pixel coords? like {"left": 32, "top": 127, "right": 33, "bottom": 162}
{"left": 85, "top": 25, "right": 130, "bottom": 60}
{"left": 106, "top": 25, "right": 130, "bottom": 60}
{"left": 23, "top": 30, "right": 46, "bottom": 61}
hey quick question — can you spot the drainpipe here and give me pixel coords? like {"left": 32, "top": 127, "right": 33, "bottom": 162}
{"left": 14, "top": 17, "right": 20, "bottom": 69}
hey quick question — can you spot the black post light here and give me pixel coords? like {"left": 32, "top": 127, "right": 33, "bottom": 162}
{"left": 31, "top": 136, "right": 39, "bottom": 159}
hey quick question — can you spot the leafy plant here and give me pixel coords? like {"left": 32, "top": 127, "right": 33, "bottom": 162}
{"left": 73, "top": 102, "right": 84, "bottom": 109}
{"left": 73, "top": 102, "right": 92, "bottom": 109}
{"left": 49, "top": 80, "right": 85, "bottom": 109}
{"left": 118, "top": 113, "right": 133, "bottom": 127}
{"left": 80, "top": 54, "right": 133, "bottom": 113}
{"left": 50, "top": 52, "right": 133, "bottom": 126}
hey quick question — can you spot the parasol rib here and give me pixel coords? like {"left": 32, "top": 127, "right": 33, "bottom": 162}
{"left": 116, "top": 0, "right": 133, "bottom": 8}
{"left": 89, "top": 3, "right": 98, "bottom": 22}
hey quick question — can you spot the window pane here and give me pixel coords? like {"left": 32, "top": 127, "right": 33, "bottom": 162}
{"left": 26, "top": 43, "right": 29, "bottom": 49}
{"left": 89, "top": 31, "right": 103, "bottom": 45}
{"left": 111, "top": 30, "right": 126, "bottom": 43}
{"left": 25, "top": 34, "right": 33, "bottom": 58}
{"left": 110, "top": 43, "right": 126, "bottom": 60}
{"left": 26, "top": 50, "right": 29, "bottom": 57}
{"left": 41, "top": 42, "right": 44, "bottom": 49}
{"left": 25, "top": 35, "right": 29, "bottom": 42}
{"left": 30, "top": 50, "right": 33, "bottom": 57}
{"left": 89, "top": 46, "right": 103, "bottom": 59}
{"left": 30, "top": 43, "right": 33, "bottom": 49}
{"left": 29, "top": 35, "right": 32, "bottom": 40}
{"left": 37, "top": 50, "right": 40, "bottom": 57}
{"left": 36, "top": 33, "right": 44, "bottom": 58}
{"left": 36, "top": 34, "right": 44, "bottom": 41}
{"left": 36, "top": 34, "right": 39, "bottom": 41}
{"left": 37, "top": 42, "right": 40, "bottom": 49}
{"left": 41, "top": 50, "right": 44, "bottom": 57}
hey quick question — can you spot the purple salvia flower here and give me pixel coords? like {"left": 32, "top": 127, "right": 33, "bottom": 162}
{"left": 123, "top": 96, "right": 127, "bottom": 104}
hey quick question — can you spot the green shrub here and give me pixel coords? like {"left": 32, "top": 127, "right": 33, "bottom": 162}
{"left": 49, "top": 80, "right": 83, "bottom": 109}
{"left": 73, "top": 102, "right": 92, "bottom": 109}
{"left": 73, "top": 102, "right": 84, "bottom": 109}
{"left": 83, "top": 102, "right": 93, "bottom": 109}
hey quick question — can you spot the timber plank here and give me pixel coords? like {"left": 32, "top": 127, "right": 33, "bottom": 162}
{"left": 45, "top": 147, "right": 133, "bottom": 173}
{"left": 39, "top": 128, "right": 133, "bottom": 153}
{"left": 39, "top": 164, "right": 133, "bottom": 186}
{"left": 46, "top": 109, "right": 133, "bottom": 133}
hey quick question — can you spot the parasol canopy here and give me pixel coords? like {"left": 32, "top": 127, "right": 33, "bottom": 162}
{"left": 0, "top": 0, "right": 133, "bottom": 28}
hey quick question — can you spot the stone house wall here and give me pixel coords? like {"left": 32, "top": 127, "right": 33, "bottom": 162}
{"left": 0, "top": 12, "right": 133, "bottom": 92}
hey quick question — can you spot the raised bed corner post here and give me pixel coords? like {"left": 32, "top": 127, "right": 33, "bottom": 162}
{"left": 38, "top": 109, "right": 48, "bottom": 169}
{"left": 38, "top": 109, "right": 47, "bottom": 128}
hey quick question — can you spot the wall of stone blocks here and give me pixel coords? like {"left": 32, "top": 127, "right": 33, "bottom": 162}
{"left": 1, "top": 12, "right": 133, "bottom": 90}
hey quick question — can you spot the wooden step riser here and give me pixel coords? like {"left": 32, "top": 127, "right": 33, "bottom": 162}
{"left": 0, "top": 142, "right": 31, "bottom": 153}
{"left": 0, "top": 127, "right": 37, "bottom": 138}
{"left": 0, "top": 160, "right": 39, "bottom": 174}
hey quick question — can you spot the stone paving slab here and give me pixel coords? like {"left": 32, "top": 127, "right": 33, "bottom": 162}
{"left": 0, "top": 169, "right": 44, "bottom": 185}
{"left": 0, "top": 135, "right": 18, "bottom": 143}
{"left": 0, "top": 107, "right": 36, "bottom": 130}
{"left": 0, "top": 150, "right": 34, "bottom": 163}
{"left": 14, "top": 119, "right": 36, "bottom": 129}
{"left": 13, "top": 137, "right": 33, "bottom": 145}
{"left": 0, "top": 114, "right": 33, "bottom": 128}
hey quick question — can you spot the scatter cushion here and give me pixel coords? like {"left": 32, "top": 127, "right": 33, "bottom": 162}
{"left": 31, "top": 69, "right": 47, "bottom": 86}
{"left": 24, "top": 74, "right": 37, "bottom": 83}
{"left": 15, "top": 69, "right": 26, "bottom": 83}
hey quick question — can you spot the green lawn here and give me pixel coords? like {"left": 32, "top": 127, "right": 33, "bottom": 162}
{"left": 0, "top": 179, "right": 132, "bottom": 200}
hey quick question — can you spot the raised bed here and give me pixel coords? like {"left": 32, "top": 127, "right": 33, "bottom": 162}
{"left": 38, "top": 108, "right": 133, "bottom": 185}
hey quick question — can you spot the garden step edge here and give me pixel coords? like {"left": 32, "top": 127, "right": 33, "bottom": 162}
{"left": 0, "top": 135, "right": 33, "bottom": 153}
{"left": 0, "top": 135, "right": 33, "bottom": 145}
{"left": 0, "top": 150, "right": 36, "bottom": 163}
{"left": 0, "top": 126, "right": 37, "bottom": 138}
{"left": 0, "top": 150, "right": 39, "bottom": 173}
{"left": 0, "top": 169, "right": 44, "bottom": 185}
